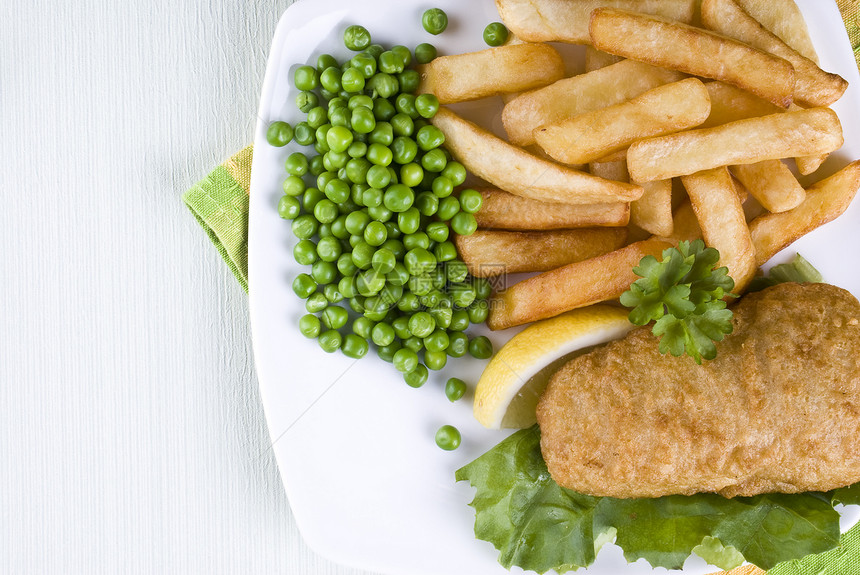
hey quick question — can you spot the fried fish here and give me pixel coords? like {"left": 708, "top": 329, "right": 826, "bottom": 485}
{"left": 536, "top": 282, "right": 860, "bottom": 498}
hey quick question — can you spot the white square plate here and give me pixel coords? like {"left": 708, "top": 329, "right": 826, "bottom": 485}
{"left": 249, "top": 2, "right": 860, "bottom": 573}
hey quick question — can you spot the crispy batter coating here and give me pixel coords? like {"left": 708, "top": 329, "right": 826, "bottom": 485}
{"left": 536, "top": 283, "right": 860, "bottom": 498}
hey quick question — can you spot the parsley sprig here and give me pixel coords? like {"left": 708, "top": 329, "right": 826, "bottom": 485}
{"left": 620, "top": 240, "right": 736, "bottom": 364}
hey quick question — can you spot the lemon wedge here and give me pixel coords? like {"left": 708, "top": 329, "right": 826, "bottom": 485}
{"left": 473, "top": 305, "right": 635, "bottom": 429}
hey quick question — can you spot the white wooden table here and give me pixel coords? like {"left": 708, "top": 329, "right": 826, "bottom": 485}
{"left": 2, "top": 1, "right": 376, "bottom": 572}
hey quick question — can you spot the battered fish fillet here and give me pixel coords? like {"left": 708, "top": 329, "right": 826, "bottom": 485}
{"left": 536, "top": 282, "right": 860, "bottom": 498}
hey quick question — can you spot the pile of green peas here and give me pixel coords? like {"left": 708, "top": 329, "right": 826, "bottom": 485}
{"left": 275, "top": 26, "right": 495, "bottom": 389}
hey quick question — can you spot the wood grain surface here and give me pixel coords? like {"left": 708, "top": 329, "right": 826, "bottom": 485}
{"left": 1, "top": 0, "right": 376, "bottom": 573}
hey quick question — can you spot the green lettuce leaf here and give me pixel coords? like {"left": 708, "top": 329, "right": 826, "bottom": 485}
{"left": 457, "top": 427, "right": 848, "bottom": 573}
{"left": 747, "top": 253, "right": 824, "bottom": 293}
{"left": 833, "top": 483, "right": 860, "bottom": 506}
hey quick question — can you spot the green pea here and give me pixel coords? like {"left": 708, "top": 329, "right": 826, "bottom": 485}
{"left": 283, "top": 153, "right": 307, "bottom": 177}
{"left": 341, "top": 67, "right": 366, "bottom": 92}
{"left": 371, "top": 322, "right": 396, "bottom": 347}
{"left": 371, "top": 248, "right": 396, "bottom": 274}
{"left": 415, "top": 94, "right": 440, "bottom": 119}
{"left": 306, "top": 106, "right": 327, "bottom": 129}
{"left": 315, "top": 236, "right": 341, "bottom": 262}
{"left": 294, "top": 65, "right": 319, "bottom": 91}
{"left": 305, "top": 292, "right": 328, "bottom": 313}
{"left": 347, "top": 141, "right": 368, "bottom": 158}
{"left": 312, "top": 260, "right": 338, "bottom": 285}
{"left": 361, "top": 186, "right": 383, "bottom": 207}
{"left": 338, "top": 276, "right": 356, "bottom": 299}
{"left": 474, "top": 277, "right": 492, "bottom": 300}
{"left": 369, "top": 122, "right": 394, "bottom": 146}
{"left": 320, "top": 306, "right": 348, "bottom": 330}
{"left": 309, "top": 155, "right": 326, "bottom": 176}
{"left": 409, "top": 272, "right": 433, "bottom": 296}
{"left": 424, "top": 329, "right": 450, "bottom": 353}
{"left": 414, "top": 43, "right": 437, "bottom": 64}
{"left": 397, "top": 207, "right": 421, "bottom": 235}
{"left": 350, "top": 52, "right": 377, "bottom": 78}
{"left": 421, "top": 148, "right": 448, "bottom": 172}
{"left": 437, "top": 196, "right": 461, "bottom": 221}
{"left": 450, "top": 283, "right": 477, "bottom": 308}
{"left": 397, "top": 291, "right": 421, "bottom": 312}
{"left": 444, "top": 331, "right": 467, "bottom": 357}
{"left": 340, "top": 334, "right": 368, "bottom": 359}
{"left": 292, "top": 273, "right": 317, "bottom": 299}
{"left": 449, "top": 309, "right": 470, "bottom": 332}
{"left": 320, "top": 66, "right": 343, "bottom": 93}
{"left": 468, "top": 301, "right": 490, "bottom": 324}
{"left": 318, "top": 329, "right": 342, "bottom": 353}
{"left": 415, "top": 192, "right": 439, "bottom": 217}
{"left": 368, "top": 205, "right": 393, "bottom": 223}
{"left": 379, "top": 50, "right": 404, "bottom": 74}
{"left": 381, "top": 184, "right": 412, "bottom": 213}
{"left": 431, "top": 176, "right": 454, "bottom": 198}
{"left": 393, "top": 348, "right": 419, "bottom": 373}
{"left": 391, "top": 113, "right": 414, "bottom": 137}
{"left": 312, "top": 199, "right": 337, "bottom": 224}
{"left": 294, "top": 122, "right": 315, "bottom": 145}
{"left": 416, "top": 125, "right": 445, "bottom": 151}
{"left": 293, "top": 240, "right": 318, "bottom": 266}
{"left": 282, "top": 175, "right": 306, "bottom": 197}
{"left": 403, "top": 231, "right": 430, "bottom": 251}
{"left": 356, "top": 268, "right": 386, "bottom": 296}
{"left": 351, "top": 240, "right": 375, "bottom": 269}
{"left": 435, "top": 241, "right": 458, "bottom": 263}
{"left": 391, "top": 45, "right": 413, "bottom": 67}
{"left": 408, "top": 311, "right": 436, "bottom": 338}
{"left": 422, "top": 8, "right": 448, "bottom": 35}
{"left": 451, "top": 212, "right": 478, "bottom": 236}
{"left": 398, "top": 69, "right": 420, "bottom": 93}
{"left": 367, "top": 143, "right": 393, "bottom": 167}
{"left": 324, "top": 125, "right": 353, "bottom": 154}
{"left": 458, "top": 188, "right": 483, "bottom": 214}
{"left": 387, "top": 262, "right": 410, "bottom": 287}
{"left": 377, "top": 341, "right": 402, "bottom": 363}
{"left": 343, "top": 24, "right": 371, "bottom": 51}
{"left": 366, "top": 164, "right": 391, "bottom": 189}
{"left": 469, "top": 335, "right": 493, "bottom": 359}
{"left": 395, "top": 93, "right": 418, "bottom": 118}
{"left": 278, "top": 196, "right": 301, "bottom": 220}
{"left": 429, "top": 303, "right": 453, "bottom": 329}
{"left": 368, "top": 73, "right": 399, "bottom": 98}
{"left": 445, "top": 378, "right": 468, "bottom": 402}
{"left": 292, "top": 214, "right": 318, "bottom": 240}
{"left": 316, "top": 53, "right": 339, "bottom": 71}
{"left": 267, "top": 121, "right": 293, "bottom": 147}
{"left": 364, "top": 221, "right": 388, "bottom": 246}
{"left": 424, "top": 349, "right": 448, "bottom": 371}
{"left": 422, "top": 221, "right": 447, "bottom": 243}
{"left": 441, "top": 161, "right": 467, "bottom": 186}
{"left": 344, "top": 158, "right": 370, "bottom": 185}
{"left": 403, "top": 336, "right": 424, "bottom": 352}
{"left": 349, "top": 296, "right": 366, "bottom": 314}
{"left": 392, "top": 137, "right": 418, "bottom": 164}
{"left": 373, "top": 98, "right": 396, "bottom": 121}
{"left": 404, "top": 364, "right": 429, "bottom": 388}
{"left": 350, "top": 316, "right": 373, "bottom": 340}
{"left": 446, "top": 261, "right": 469, "bottom": 283}
{"left": 382, "top": 239, "right": 406, "bottom": 260}
{"left": 483, "top": 22, "right": 509, "bottom": 46}
{"left": 405, "top": 247, "right": 436, "bottom": 276}
{"left": 392, "top": 316, "right": 411, "bottom": 340}
{"left": 296, "top": 91, "right": 319, "bottom": 113}
{"left": 298, "top": 315, "right": 321, "bottom": 340}
{"left": 323, "top": 283, "right": 344, "bottom": 304}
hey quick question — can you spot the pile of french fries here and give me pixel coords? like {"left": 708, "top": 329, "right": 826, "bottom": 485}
{"left": 417, "top": 0, "right": 860, "bottom": 331}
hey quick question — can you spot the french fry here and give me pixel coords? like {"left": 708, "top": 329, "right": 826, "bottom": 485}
{"left": 584, "top": 46, "right": 623, "bottom": 72}
{"left": 659, "top": 200, "right": 703, "bottom": 244}
{"left": 700, "top": 81, "right": 782, "bottom": 129}
{"left": 796, "top": 153, "right": 829, "bottom": 176}
{"left": 502, "top": 59, "right": 684, "bottom": 146}
{"left": 455, "top": 228, "right": 628, "bottom": 277}
{"left": 533, "top": 78, "right": 711, "bottom": 165}
{"left": 474, "top": 188, "right": 631, "bottom": 229}
{"left": 488, "top": 238, "right": 672, "bottom": 330}
{"left": 589, "top": 159, "right": 628, "bottom": 183}
{"left": 736, "top": 0, "right": 818, "bottom": 62}
{"left": 627, "top": 108, "right": 844, "bottom": 182}
{"left": 750, "top": 160, "right": 860, "bottom": 265}
{"left": 701, "top": 0, "right": 847, "bottom": 108}
{"left": 431, "top": 107, "right": 643, "bottom": 204}
{"left": 730, "top": 161, "right": 805, "bottom": 213}
{"left": 589, "top": 8, "right": 796, "bottom": 108}
{"left": 681, "top": 167, "right": 758, "bottom": 292}
{"left": 494, "top": 0, "right": 695, "bottom": 44}
{"left": 631, "top": 179, "right": 673, "bottom": 237}
{"left": 417, "top": 43, "right": 564, "bottom": 104}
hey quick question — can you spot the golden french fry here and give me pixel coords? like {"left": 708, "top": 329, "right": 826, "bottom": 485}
{"left": 627, "top": 108, "right": 844, "bottom": 182}
{"left": 585, "top": 46, "right": 623, "bottom": 71}
{"left": 488, "top": 238, "right": 672, "bottom": 330}
{"left": 474, "top": 188, "right": 631, "bottom": 229}
{"left": 681, "top": 167, "right": 758, "bottom": 292}
{"left": 659, "top": 200, "right": 703, "bottom": 244}
{"left": 750, "top": 160, "right": 860, "bottom": 265}
{"left": 700, "top": 81, "right": 782, "bottom": 129}
{"left": 534, "top": 78, "right": 711, "bottom": 165}
{"left": 455, "top": 228, "right": 628, "bottom": 277}
{"left": 730, "top": 161, "right": 805, "bottom": 213}
{"left": 702, "top": 0, "right": 846, "bottom": 107}
{"left": 417, "top": 43, "right": 564, "bottom": 104}
{"left": 589, "top": 8, "right": 796, "bottom": 108}
{"left": 431, "top": 107, "right": 643, "bottom": 204}
{"left": 589, "top": 159, "right": 628, "bottom": 183}
{"left": 631, "top": 179, "right": 673, "bottom": 237}
{"left": 736, "top": 0, "right": 818, "bottom": 62}
{"left": 796, "top": 153, "right": 829, "bottom": 176}
{"left": 495, "top": 0, "right": 695, "bottom": 44}
{"left": 502, "top": 59, "right": 684, "bottom": 146}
